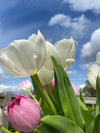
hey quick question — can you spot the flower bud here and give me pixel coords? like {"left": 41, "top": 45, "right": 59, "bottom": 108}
{"left": 19, "top": 80, "right": 32, "bottom": 93}
{"left": 43, "top": 80, "right": 54, "bottom": 93}
{"left": 72, "top": 84, "right": 78, "bottom": 96}
{"left": 5, "top": 94, "right": 41, "bottom": 132}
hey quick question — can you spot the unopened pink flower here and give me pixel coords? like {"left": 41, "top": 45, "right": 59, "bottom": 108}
{"left": 5, "top": 94, "right": 41, "bottom": 132}
{"left": 43, "top": 80, "right": 54, "bottom": 93}
{"left": 72, "top": 84, "right": 78, "bottom": 96}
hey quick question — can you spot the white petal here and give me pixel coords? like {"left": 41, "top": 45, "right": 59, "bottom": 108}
{"left": 44, "top": 41, "right": 61, "bottom": 70}
{"left": 96, "top": 52, "right": 100, "bottom": 61}
{"left": 87, "top": 62, "right": 100, "bottom": 89}
{"left": 28, "top": 30, "right": 47, "bottom": 71}
{"left": 28, "top": 34, "right": 36, "bottom": 42}
{"left": 0, "top": 38, "right": 46, "bottom": 77}
{"left": 38, "top": 66, "right": 54, "bottom": 85}
{"left": 54, "top": 37, "right": 75, "bottom": 69}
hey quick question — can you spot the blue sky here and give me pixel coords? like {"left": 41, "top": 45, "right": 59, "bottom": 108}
{"left": 0, "top": 0, "right": 100, "bottom": 94}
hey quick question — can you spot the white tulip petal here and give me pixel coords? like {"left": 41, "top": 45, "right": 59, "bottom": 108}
{"left": 38, "top": 66, "right": 54, "bottom": 85}
{"left": 54, "top": 37, "right": 75, "bottom": 69}
{"left": 0, "top": 35, "right": 46, "bottom": 77}
{"left": 28, "top": 30, "right": 47, "bottom": 71}
{"left": 44, "top": 41, "right": 61, "bottom": 70}
{"left": 87, "top": 61, "right": 100, "bottom": 89}
{"left": 96, "top": 52, "right": 100, "bottom": 61}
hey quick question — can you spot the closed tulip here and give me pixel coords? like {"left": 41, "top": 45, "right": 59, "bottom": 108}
{"left": 43, "top": 80, "right": 54, "bottom": 93}
{"left": 72, "top": 84, "right": 78, "bottom": 96}
{"left": 0, "top": 30, "right": 47, "bottom": 77}
{"left": 87, "top": 52, "right": 100, "bottom": 89}
{"left": 19, "top": 80, "right": 32, "bottom": 93}
{"left": 5, "top": 94, "right": 41, "bottom": 132}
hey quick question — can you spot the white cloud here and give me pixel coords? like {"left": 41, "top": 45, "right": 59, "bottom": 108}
{"left": 79, "top": 62, "right": 93, "bottom": 70}
{"left": 0, "top": 84, "right": 20, "bottom": 93}
{"left": 62, "top": 0, "right": 100, "bottom": 14}
{"left": 80, "top": 28, "right": 100, "bottom": 65}
{"left": 0, "top": 65, "right": 24, "bottom": 83}
{"left": 79, "top": 84, "right": 85, "bottom": 89}
{"left": 66, "top": 70, "right": 77, "bottom": 75}
{"left": 49, "top": 14, "right": 90, "bottom": 36}
{"left": 49, "top": 14, "right": 71, "bottom": 27}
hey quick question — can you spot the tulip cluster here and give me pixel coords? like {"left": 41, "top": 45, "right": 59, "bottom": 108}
{"left": 0, "top": 30, "right": 100, "bottom": 133}
{"left": 0, "top": 30, "right": 75, "bottom": 84}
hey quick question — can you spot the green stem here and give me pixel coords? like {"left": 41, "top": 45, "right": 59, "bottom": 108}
{"left": 28, "top": 90, "right": 43, "bottom": 113}
{"left": 45, "top": 84, "right": 56, "bottom": 104}
{"left": 0, "top": 125, "right": 12, "bottom": 133}
{"left": 28, "top": 90, "right": 39, "bottom": 105}
{"left": 31, "top": 74, "right": 58, "bottom": 115}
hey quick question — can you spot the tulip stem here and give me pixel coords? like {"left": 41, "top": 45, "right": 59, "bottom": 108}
{"left": 28, "top": 90, "right": 39, "bottom": 105}
{"left": 31, "top": 74, "right": 58, "bottom": 115}
{"left": 0, "top": 125, "right": 12, "bottom": 133}
{"left": 28, "top": 90, "right": 43, "bottom": 113}
{"left": 45, "top": 84, "right": 56, "bottom": 104}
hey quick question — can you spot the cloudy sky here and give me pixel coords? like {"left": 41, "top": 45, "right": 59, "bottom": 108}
{"left": 0, "top": 0, "right": 100, "bottom": 94}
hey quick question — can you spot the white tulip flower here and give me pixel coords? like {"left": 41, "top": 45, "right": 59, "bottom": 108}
{"left": 44, "top": 37, "right": 75, "bottom": 70}
{"left": 0, "top": 31, "right": 47, "bottom": 77}
{"left": 19, "top": 80, "right": 32, "bottom": 93}
{"left": 87, "top": 52, "right": 100, "bottom": 89}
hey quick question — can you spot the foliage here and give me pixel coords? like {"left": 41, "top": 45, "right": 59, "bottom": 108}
{"left": 81, "top": 80, "right": 96, "bottom": 97}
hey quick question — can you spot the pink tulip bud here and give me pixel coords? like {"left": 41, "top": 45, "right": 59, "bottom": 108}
{"left": 43, "top": 80, "right": 54, "bottom": 93}
{"left": 5, "top": 94, "right": 41, "bottom": 132}
{"left": 72, "top": 84, "right": 78, "bottom": 96}
{"left": 19, "top": 80, "right": 32, "bottom": 93}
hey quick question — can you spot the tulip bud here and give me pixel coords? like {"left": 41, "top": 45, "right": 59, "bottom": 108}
{"left": 5, "top": 94, "right": 41, "bottom": 132}
{"left": 43, "top": 80, "right": 54, "bottom": 93}
{"left": 72, "top": 84, "right": 78, "bottom": 96}
{"left": 19, "top": 80, "right": 32, "bottom": 93}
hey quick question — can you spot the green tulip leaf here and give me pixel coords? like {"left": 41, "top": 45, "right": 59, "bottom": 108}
{"left": 51, "top": 56, "right": 84, "bottom": 129}
{"left": 41, "top": 115, "right": 84, "bottom": 133}
{"left": 96, "top": 75, "right": 100, "bottom": 116}
{"left": 52, "top": 57, "right": 75, "bottom": 121}
{"left": 78, "top": 98, "right": 88, "bottom": 111}
{"left": 85, "top": 121, "right": 94, "bottom": 133}
{"left": 79, "top": 89, "right": 85, "bottom": 103}
{"left": 92, "top": 114, "right": 100, "bottom": 133}
{"left": 80, "top": 107, "right": 94, "bottom": 127}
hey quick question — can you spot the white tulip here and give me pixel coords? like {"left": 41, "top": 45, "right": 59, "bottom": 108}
{"left": 19, "top": 80, "right": 32, "bottom": 93}
{"left": 0, "top": 31, "right": 47, "bottom": 77}
{"left": 87, "top": 52, "right": 100, "bottom": 89}
{"left": 38, "top": 66, "right": 54, "bottom": 85}
{"left": 44, "top": 37, "right": 75, "bottom": 70}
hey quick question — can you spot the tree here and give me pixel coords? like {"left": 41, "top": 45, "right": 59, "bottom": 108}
{"left": 80, "top": 80, "right": 96, "bottom": 97}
